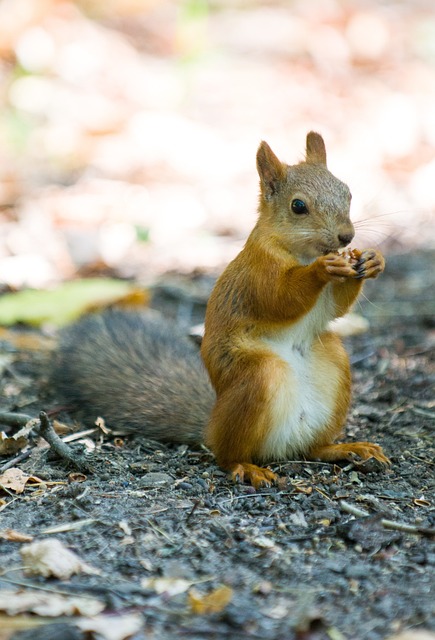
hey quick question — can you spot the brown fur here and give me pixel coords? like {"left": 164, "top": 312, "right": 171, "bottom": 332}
{"left": 51, "top": 132, "right": 388, "bottom": 490}
{"left": 201, "top": 132, "right": 388, "bottom": 488}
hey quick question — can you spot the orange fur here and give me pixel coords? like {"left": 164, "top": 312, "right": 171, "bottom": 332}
{"left": 201, "top": 132, "right": 388, "bottom": 489}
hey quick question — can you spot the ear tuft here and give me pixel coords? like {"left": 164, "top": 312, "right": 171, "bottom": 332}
{"left": 306, "top": 131, "right": 327, "bottom": 166}
{"left": 256, "top": 141, "right": 286, "bottom": 199}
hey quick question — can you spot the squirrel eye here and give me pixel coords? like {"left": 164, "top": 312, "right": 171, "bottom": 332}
{"left": 291, "top": 199, "right": 308, "bottom": 215}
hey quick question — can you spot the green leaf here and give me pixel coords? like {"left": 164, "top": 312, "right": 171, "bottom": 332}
{"left": 0, "top": 279, "right": 144, "bottom": 327}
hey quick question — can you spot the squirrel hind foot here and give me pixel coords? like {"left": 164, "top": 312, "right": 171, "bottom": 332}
{"left": 229, "top": 462, "right": 278, "bottom": 490}
{"left": 309, "top": 442, "right": 391, "bottom": 466}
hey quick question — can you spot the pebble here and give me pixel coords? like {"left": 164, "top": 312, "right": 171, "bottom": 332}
{"left": 345, "top": 563, "right": 370, "bottom": 579}
{"left": 177, "top": 481, "right": 193, "bottom": 490}
{"left": 138, "top": 472, "right": 173, "bottom": 488}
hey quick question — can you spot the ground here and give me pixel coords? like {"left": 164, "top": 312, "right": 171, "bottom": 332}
{"left": 0, "top": 2, "right": 434, "bottom": 638}
{"left": 0, "top": 249, "right": 434, "bottom": 640}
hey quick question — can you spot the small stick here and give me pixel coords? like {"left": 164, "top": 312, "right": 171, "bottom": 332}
{"left": 0, "top": 449, "right": 32, "bottom": 473}
{"left": 339, "top": 500, "right": 435, "bottom": 537}
{"left": 37, "top": 411, "right": 92, "bottom": 473}
{"left": 186, "top": 499, "right": 201, "bottom": 524}
{"left": 0, "top": 411, "right": 34, "bottom": 427}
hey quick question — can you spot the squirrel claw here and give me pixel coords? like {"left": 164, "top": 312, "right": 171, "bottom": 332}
{"left": 346, "top": 442, "right": 391, "bottom": 466}
{"left": 229, "top": 463, "right": 278, "bottom": 490}
{"left": 310, "top": 442, "right": 390, "bottom": 467}
{"left": 352, "top": 249, "right": 385, "bottom": 280}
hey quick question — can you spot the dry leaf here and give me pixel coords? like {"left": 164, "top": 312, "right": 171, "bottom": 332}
{"left": 0, "top": 468, "right": 43, "bottom": 494}
{"left": 0, "top": 421, "right": 36, "bottom": 455}
{"left": 0, "top": 432, "right": 28, "bottom": 455}
{"left": 52, "top": 420, "right": 72, "bottom": 435}
{"left": 0, "top": 590, "right": 104, "bottom": 617}
{"left": 262, "top": 601, "right": 290, "bottom": 620}
{"left": 188, "top": 585, "right": 233, "bottom": 615}
{"left": 414, "top": 498, "right": 430, "bottom": 507}
{"left": 252, "top": 536, "right": 276, "bottom": 549}
{"left": 0, "top": 528, "right": 34, "bottom": 542}
{"left": 95, "top": 416, "right": 110, "bottom": 433}
{"left": 0, "top": 616, "right": 46, "bottom": 639}
{"left": 295, "top": 485, "right": 313, "bottom": 495}
{"left": 77, "top": 613, "right": 143, "bottom": 640}
{"left": 68, "top": 473, "right": 87, "bottom": 483}
{"left": 141, "top": 577, "right": 193, "bottom": 596}
{"left": 20, "top": 539, "right": 100, "bottom": 579}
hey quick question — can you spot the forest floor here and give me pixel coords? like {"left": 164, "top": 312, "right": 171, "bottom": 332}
{"left": 0, "top": 249, "right": 434, "bottom": 640}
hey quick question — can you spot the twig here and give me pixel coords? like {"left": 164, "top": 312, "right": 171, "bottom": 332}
{"left": 411, "top": 406, "right": 435, "bottom": 422}
{"left": 0, "top": 449, "right": 32, "bottom": 473}
{"left": 62, "top": 428, "right": 99, "bottom": 443}
{"left": 186, "top": 499, "right": 201, "bottom": 524}
{"left": 339, "top": 500, "right": 435, "bottom": 537}
{"left": 40, "top": 518, "right": 97, "bottom": 535}
{"left": 0, "top": 411, "right": 34, "bottom": 427}
{"left": 37, "top": 411, "right": 92, "bottom": 473}
{"left": 0, "top": 576, "right": 104, "bottom": 600}
{"left": 0, "top": 496, "right": 20, "bottom": 513}
{"left": 218, "top": 490, "right": 297, "bottom": 505}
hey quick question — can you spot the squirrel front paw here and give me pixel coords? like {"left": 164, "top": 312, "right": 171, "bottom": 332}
{"left": 317, "top": 254, "right": 357, "bottom": 283}
{"left": 353, "top": 249, "right": 385, "bottom": 280}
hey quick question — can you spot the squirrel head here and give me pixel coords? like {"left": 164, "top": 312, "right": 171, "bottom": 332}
{"left": 256, "top": 132, "right": 354, "bottom": 263}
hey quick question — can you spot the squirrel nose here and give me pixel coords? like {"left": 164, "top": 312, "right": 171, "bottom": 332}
{"left": 337, "top": 232, "right": 354, "bottom": 246}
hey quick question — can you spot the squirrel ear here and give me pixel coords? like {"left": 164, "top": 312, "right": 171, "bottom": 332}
{"left": 306, "top": 131, "right": 327, "bottom": 166}
{"left": 256, "top": 141, "right": 286, "bottom": 199}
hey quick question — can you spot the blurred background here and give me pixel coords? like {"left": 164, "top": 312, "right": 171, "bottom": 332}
{"left": 0, "top": 0, "right": 434, "bottom": 290}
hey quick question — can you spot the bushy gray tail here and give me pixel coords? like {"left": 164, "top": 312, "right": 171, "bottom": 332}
{"left": 51, "top": 310, "right": 215, "bottom": 443}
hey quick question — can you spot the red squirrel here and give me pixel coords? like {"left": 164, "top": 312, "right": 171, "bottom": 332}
{"left": 201, "top": 132, "right": 388, "bottom": 488}
{"left": 52, "top": 132, "right": 389, "bottom": 488}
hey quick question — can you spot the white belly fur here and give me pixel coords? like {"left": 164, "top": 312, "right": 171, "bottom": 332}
{"left": 260, "top": 286, "right": 341, "bottom": 461}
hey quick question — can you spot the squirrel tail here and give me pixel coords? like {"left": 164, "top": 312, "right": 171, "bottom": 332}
{"left": 50, "top": 310, "right": 215, "bottom": 443}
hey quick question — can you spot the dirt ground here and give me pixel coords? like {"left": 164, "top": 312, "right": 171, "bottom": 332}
{"left": 0, "top": 249, "right": 434, "bottom": 640}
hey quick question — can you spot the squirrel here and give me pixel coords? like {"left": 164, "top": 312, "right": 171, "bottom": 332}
{"left": 51, "top": 132, "right": 389, "bottom": 489}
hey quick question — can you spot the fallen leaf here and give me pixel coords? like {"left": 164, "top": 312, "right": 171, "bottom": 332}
{"left": 20, "top": 539, "right": 100, "bottom": 579}
{"left": 0, "top": 613, "right": 47, "bottom": 637}
{"left": 262, "top": 601, "right": 290, "bottom": 620}
{"left": 252, "top": 536, "right": 276, "bottom": 549}
{"left": 0, "top": 590, "right": 104, "bottom": 617}
{"left": 95, "top": 416, "right": 110, "bottom": 433}
{"left": 414, "top": 498, "right": 430, "bottom": 507}
{"left": 118, "top": 520, "right": 132, "bottom": 536}
{"left": 0, "top": 468, "right": 43, "bottom": 494}
{"left": 295, "top": 485, "right": 313, "bottom": 495}
{"left": 52, "top": 420, "right": 73, "bottom": 435}
{"left": 77, "top": 613, "right": 143, "bottom": 640}
{"left": 0, "top": 421, "right": 37, "bottom": 455}
{"left": 0, "top": 528, "right": 34, "bottom": 542}
{"left": 319, "top": 518, "right": 331, "bottom": 526}
{"left": 141, "top": 577, "right": 193, "bottom": 596}
{"left": 188, "top": 585, "right": 233, "bottom": 615}
{"left": 0, "top": 279, "right": 148, "bottom": 327}
{"left": 68, "top": 472, "right": 87, "bottom": 483}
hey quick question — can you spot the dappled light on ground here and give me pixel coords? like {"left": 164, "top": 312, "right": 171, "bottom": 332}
{"left": 0, "top": 0, "right": 434, "bottom": 288}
